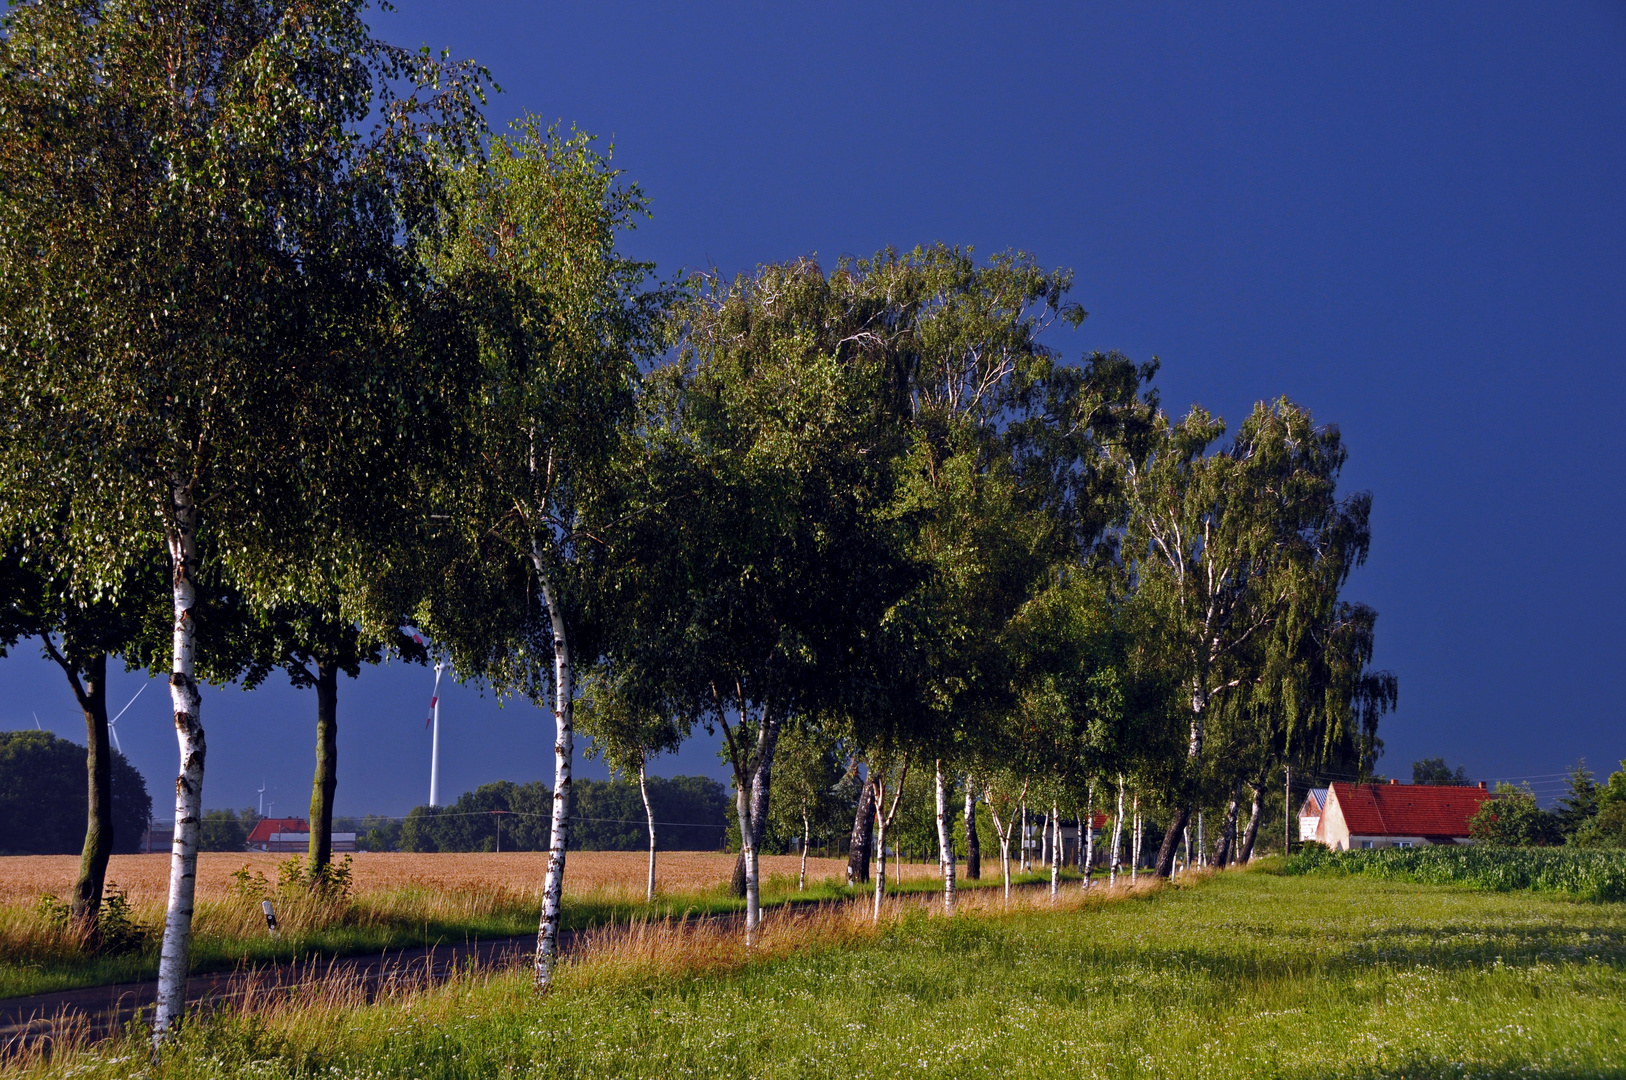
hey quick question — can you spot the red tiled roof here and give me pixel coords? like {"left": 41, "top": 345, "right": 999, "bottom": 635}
{"left": 1328, "top": 782, "right": 1493, "bottom": 838}
{"left": 246, "top": 817, "right": 309, "bottom": 844}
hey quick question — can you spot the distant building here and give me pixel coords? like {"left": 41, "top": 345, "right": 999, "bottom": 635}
{"left": 1022, "top": 812, "right": 1112, "bottom": 867}
{"left": 142, "top": 821, "right": 173, "bottom": 854}
{"left": 1316, "top": 780, "right": 1494, "bottom": 850}
{"left": 246, "top": 817, "right": 356, "bottom": 853}
{"left": 1298, "top": 788, "right": 1329, "bottom": 842}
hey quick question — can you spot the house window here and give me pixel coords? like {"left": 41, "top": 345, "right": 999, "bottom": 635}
{"left": 1395, "top": 841, "right": 1414, "bottom": 849}
{"left": 1358, "top": 840, "right": 1374, "bottom": 849}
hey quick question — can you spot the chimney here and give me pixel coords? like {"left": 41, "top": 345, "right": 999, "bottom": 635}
{"left": 1478, "top": 781, "right": 1487, "bottom": 789}
{"left": 1389, "top": 778, "right": 1399, "bottom": 785}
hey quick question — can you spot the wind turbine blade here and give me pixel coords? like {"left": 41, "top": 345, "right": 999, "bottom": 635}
{"left": 108, "top": 682, "right": 148, "bottom": 726}
{"left": 108, "top": 725, "right": 121, "bottom": 753}
{"left": 426, "top": 660, "right": 446, "bottom": 729}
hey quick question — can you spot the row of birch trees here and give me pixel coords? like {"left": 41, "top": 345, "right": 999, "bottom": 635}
{"left": 0, "top": 0, "right": 1393, "bottom": 1042}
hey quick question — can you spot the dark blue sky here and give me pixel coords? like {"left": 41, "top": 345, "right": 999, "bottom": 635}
{"left": 4, "top": 2, "right": 1623, "bottom": 815}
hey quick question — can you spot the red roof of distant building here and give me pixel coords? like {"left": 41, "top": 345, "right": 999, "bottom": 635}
{"left": 246, "top": 817, "right": 309, "bottom": 844}
{"left": 1328, "top": 782, "right": 1493, "bottom": 839}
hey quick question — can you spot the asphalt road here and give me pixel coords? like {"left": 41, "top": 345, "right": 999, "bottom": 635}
{"left": 0, "top": 931, "right": 549, "bottom": 1053}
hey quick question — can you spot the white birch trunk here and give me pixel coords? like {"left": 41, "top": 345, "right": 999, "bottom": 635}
{"left": 1082, "top": 783, "right": 1095, "bottom": 891}
{"left": 1049, "top": 799, "right": 1060, "bottom": 899}
{"left": 1131, "top": 794, "right": 1141, "bottom": 884}
{"left": 1020, "top": 800, "right": 1029, "bottom": 873}
{"left": 989, "top": 806, "right": 1013, "bottom": 906}
{"left": 870, "top": 762, "right": 909, "bottom": 922}
{"left": 533, "top": 568, "right": 574, "bottom": 992}
{"left": 799, "top": 806, "right": 809, "bottom": 891}
{"left": 152, "top": 491, "right": 205, "bottom": 1043}
{"left": 735, "top": 770, "right": 757, "bottom": 941}
{"left": 872, "top": 802, "right": 887, "bottom": 921}
{"left": 743, "top": 715, "right": 778, "bottom": 942}
{"left": 935, "top": 760, "right": 956, "bottom": 913}
{"left": 1110, "top": 778, "right": 1125, "bottom": 887}
{"left": 639, "top": 760, "right": 656, "bottom": 903}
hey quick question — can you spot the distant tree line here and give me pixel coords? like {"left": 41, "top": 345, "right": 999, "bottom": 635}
{"left": 0, "top": 732, "right": 151, "bottom": 856}
{"left": 388, "top": 777, "right": 728, "bottom": 853}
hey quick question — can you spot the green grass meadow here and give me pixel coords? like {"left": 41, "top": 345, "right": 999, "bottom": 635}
{"left": 21, "top": 865, "right": 1626, "bottom": 1079}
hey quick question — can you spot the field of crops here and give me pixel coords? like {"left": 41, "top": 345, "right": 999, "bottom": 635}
{"left": 0, "top": 851, "right": 943, "bottom": 907}
{"left": 0, "top": 850, "right": 965, "bottom": 999}
{"left": 1285, "top": 843, "right": 1626, "bottom": 900}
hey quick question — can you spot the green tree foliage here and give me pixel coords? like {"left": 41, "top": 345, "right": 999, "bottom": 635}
{"left": 1555, "top": 760, "right": 1600, "bottom": 839}
{"left": 198, "top": 809, "right": 260, "bottom": 853}
{"left": 0, "top": 534, "right": 164, "bottom": 923}
{"left": 1119, "top": 398, "right": 1391, "bottom": 875}
{"left": 0, "top": 732, "right": 151, "bottom": 856}
{"left": 417, "top": 118, "right": 669, "bottom": 988}
{"left": 1413, "top": 758, "right": 1471, "bottom": 785}
{"left": 1469, "top": 784, "right": 1563, "bottom": 847}
{"left": 1570, "top": 761, "right": 1626, "bottom": 849}
{"left": 0, "top": 0, "right": 489, "bottom": 1038}
{"left": 399, "top": 777, "right": 729, "bottom": 853}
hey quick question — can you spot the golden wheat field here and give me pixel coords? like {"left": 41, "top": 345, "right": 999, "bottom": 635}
{"left": 0, "top": 851, "right": 946, "bottom": 905}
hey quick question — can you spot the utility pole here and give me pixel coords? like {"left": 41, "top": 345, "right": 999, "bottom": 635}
{"left": 1284, "top": 765, "right": 1292, "bottom": 855}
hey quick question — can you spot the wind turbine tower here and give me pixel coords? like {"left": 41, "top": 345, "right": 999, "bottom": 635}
{"left": 427, "top": 659, "right": 447, "bottom": 807}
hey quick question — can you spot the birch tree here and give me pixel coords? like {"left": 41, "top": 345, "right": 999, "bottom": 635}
{"left": 766, "top": 724, "right": 848, "bottom": 892}
{"left": 0, "top": 0, "right": 486, "bottom": 1038}
{"left": 642, "top": 258, "right": 920, "bottom": 943}
{"left": 421, "top": 119, "right": 666, "bottom": 990}
{"left": 577, "top": 667, "right": 688, "bottom": 902}
{"left": 1118, "top": 399, "right": 1364, "bottom": 877}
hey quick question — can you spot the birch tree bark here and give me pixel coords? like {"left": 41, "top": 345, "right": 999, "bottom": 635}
{"left": 640, "top": 760, "right": 656, "bottom": 902}
{"left": 987, "top": 803, "right": 1013, "bottom": 905}
{"left": 533, "top": 571, "right": 574, "bottom": 991}
{"left": 1212, "top": 779, "right": 1242, "bottom": 868}
{"left": 1130, "top": 794, "right": 1141, "bottom": 884}
{"left": 871, "top": 760, "right": 909, "bottom": 922}
{"left": 799, "top": 806, "right": 809, "bottom": 891}
{"left": 1020, "top": 799, "right": 1029, "bottom": 873}
{"left": 1081, "top": 800, "right": 1094, "bottom": 890}
{"left": 963, "top": 781, "right": 980, "bottom": 880}
{"left": 935, "top": 760, "right": 956, "bottom": 912}
{"left": 153, "top": 493, "right": 205, "bottom": 1042}
{"left": 1238, "top": 775, "right": 1265, "bottom": 864}
{"left": 847, "top": 777, "right": 875, "bottom": 885}
{"left": 1109, "top": 779, "right": 1125, "bottom": 887}
{"left": 1049, "top": 799, "right": 1060, "bottom": 899}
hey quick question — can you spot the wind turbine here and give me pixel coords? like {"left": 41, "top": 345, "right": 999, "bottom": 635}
{"left": 257, "top": 779, "right": 266, "bottom": 818}
{"left": 426, "top": 658, "right": 447, "bottom": 807}
{"left": 105, "top": 682, "right": 147, "bottom": 754}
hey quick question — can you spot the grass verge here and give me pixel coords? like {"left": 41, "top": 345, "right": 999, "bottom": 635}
{"left": 12, "top": 867, "right": 1626, "bottom": 1078}
{"left": 0, "top": 862, "right": 1072, "bottom": 999}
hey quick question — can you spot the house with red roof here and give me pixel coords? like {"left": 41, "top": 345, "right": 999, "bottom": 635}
{"left": 1316, "top": 780, "right": 1495, "bottom": 850}
{"left": 245, "top": 817, "right": 356, "bottom": 854}
{"left": 1298, "top": 788, "right": 1330, "bottom": 842}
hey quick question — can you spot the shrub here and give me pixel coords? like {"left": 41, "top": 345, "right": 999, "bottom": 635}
{"left": 1468, "top": 785, "right": 1562, "bottom": 846}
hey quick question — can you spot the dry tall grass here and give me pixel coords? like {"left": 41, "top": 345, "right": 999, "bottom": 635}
{"left": 4, "top": 873, "right": 1168, "bottom": 1074}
